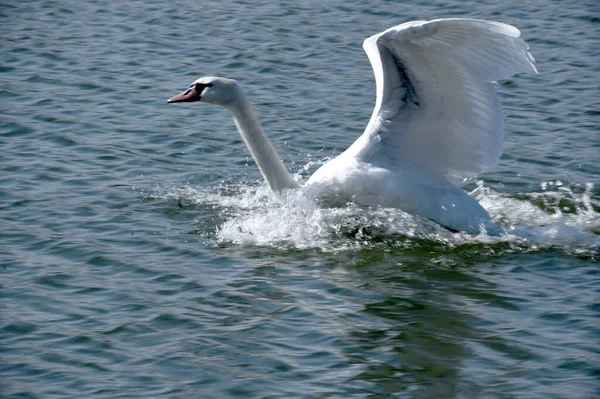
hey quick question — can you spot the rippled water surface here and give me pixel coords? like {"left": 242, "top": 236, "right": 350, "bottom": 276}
{"left": 2, "top": 1, "right": 599, "bottom": 398}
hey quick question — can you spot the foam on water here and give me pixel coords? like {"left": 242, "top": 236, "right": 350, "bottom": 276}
{"left": 148, "top": 179, "right": 599, "bottom": 257}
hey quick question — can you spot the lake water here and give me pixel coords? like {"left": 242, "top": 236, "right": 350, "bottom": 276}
{"left": 2, "top": 1, "right": 599, "bottom": 398}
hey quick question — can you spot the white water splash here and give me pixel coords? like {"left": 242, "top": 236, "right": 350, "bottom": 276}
{"left": 472, "top": 181, "right": 599, "bottom": 250}
{"left": 148, "top": 180, "right": 599, "bottom": 254}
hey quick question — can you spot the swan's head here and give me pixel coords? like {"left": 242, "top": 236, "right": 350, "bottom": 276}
{"left": 167, "top": 76, "right": 241, "bottom": 107}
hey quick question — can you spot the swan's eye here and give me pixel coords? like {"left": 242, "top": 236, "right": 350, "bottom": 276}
{"left": 195, "top": 83, "right": 213, "bottom": 92}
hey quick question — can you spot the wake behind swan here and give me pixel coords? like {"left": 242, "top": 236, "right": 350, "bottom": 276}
{"left": 167, "top": 18, "right": 537, "bottom": 234}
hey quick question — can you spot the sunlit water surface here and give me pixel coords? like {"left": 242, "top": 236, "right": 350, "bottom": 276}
{"left": 2, "top": 1, "right": 599, "bottom": 398}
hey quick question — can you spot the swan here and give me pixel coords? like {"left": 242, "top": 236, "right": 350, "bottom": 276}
{"left": 168, "top": 18, "right": 537, "bottom": 234}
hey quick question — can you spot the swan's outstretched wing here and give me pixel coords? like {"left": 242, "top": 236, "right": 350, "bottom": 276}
{"left": 357, "top": 18, "right": 537, "bottom": 179}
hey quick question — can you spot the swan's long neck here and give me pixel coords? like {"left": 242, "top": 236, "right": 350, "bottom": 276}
{"left": 228, "top": 92, "right": 300, "bottom": 194}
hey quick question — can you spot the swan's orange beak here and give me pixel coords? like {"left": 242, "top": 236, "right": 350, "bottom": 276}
{"left": 167, "top": 86, "right": 200, "bottom": 103}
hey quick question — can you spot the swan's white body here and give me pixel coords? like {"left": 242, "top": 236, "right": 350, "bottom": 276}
{"left": 168, "top": 18, "right": 537, "bottom": 234}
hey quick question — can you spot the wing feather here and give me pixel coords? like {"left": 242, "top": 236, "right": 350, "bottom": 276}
{"left": 357, "top": 18, "right": 537, "bottom": 178}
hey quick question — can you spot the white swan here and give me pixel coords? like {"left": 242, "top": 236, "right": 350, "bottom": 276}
{"left": 168, "top": 18, "right": 537, "bottom": 234}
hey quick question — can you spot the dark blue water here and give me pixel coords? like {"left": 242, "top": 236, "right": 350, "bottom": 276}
{"left": 2, "top": 1, "right": 599, "bottom": 398}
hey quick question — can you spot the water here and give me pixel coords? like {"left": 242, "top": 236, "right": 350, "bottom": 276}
{"left": 2, "top": 1, "right": 599, "bottom": 398}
